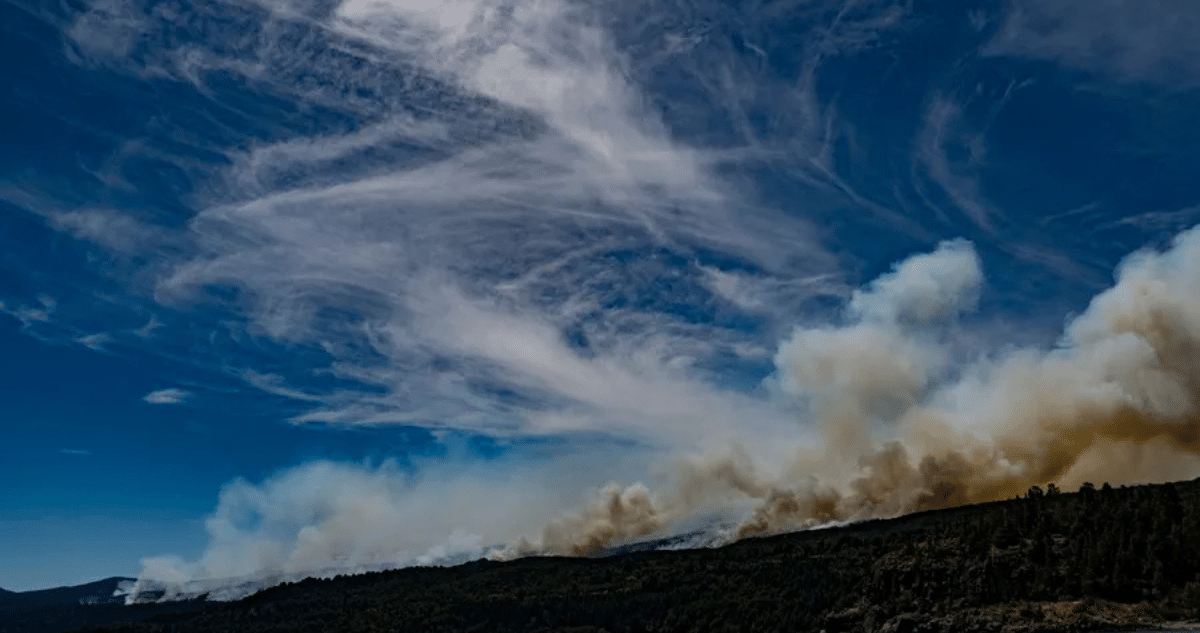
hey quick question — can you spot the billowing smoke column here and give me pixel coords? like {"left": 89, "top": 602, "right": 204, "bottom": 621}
{"left": 539, "top": 229, "right": 1200, "bottom": 552}
{"left": 128, "top": 229, "right": 1200, "bottom": 600}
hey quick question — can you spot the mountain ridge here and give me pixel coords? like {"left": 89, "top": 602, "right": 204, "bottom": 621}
{"left": 0, "top": 577, "right": 133, "bottom": 607}
{"left": 59, "top": 477, "right": 1200, "bottom": 632}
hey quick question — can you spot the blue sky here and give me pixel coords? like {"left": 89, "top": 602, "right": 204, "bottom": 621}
{"left": 4, "top": 0, "right": 1200, "bottom": 593}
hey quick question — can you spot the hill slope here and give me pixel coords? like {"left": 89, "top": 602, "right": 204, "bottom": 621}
{"left": 60, "top": 478, "right": 1200, "bottom": 632}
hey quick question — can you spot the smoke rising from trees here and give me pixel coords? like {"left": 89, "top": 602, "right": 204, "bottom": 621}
{"left": 128, "top": 228, "right": 1200, "bottom": 601}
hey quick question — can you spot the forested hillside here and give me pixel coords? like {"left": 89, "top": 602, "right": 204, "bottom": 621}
{"left": 60, "top": 478, "right": 1200, "bottom": 632}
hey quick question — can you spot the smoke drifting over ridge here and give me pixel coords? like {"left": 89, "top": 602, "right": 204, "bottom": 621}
{"left": 547, "top": 229, "right": 1200, "bottom": 551}
{"left": 128, "top": 229, "right": 1200, "bottom": 599}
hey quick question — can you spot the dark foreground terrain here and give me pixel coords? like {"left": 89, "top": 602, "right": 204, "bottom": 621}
{"left": 0, "top": 578, "right": 206, "bottom": 633}
{"left": 13, "top": 479, "right": 1200, "bottom": 632}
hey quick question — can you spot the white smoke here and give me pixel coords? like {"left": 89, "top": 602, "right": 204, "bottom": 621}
{"left": 848, "top": 239, "right": 982, "bottom": 325}
{"left": 126, "top": 451, "right": 657, "bottom": 601}
{"left": 771, "top": 240, "right": 980, "bottom": 463}
{"left": 131, "top": 229, "right": 1200, "bottom": 598}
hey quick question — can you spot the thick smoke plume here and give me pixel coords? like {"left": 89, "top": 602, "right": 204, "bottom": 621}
{"left": 129, "top": 231, "right": 1200, "bottom": 597}
{"left": 124, "top": 453, "right": 652, "bottom": 601}
{"left": 530, "top": 231, "right": 1200, "bottom": 552}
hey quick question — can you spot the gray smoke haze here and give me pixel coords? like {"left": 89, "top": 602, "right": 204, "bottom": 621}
{"left": 128, "top": 230, "right": 1200, "bottom": 600}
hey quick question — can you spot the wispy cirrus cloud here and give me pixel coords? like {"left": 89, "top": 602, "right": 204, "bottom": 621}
{"left": 39, "top": 0, "right": 984, "bottom": 444}
{"left": 985, "top": 0, "right": 1200, "bottom": 85}
{"left": 0, "top": 296, "right": 56, "bottom": 329}
{"left": 142, "top": 388, "right": 190, "bottom": 405}
{"left": 76, "top": 333, "right": 111, "bottom": 351}
{"left": 97, "top": 0, "right": 848, "bottom": 441}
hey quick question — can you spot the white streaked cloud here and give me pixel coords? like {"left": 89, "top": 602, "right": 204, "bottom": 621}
{"left": 96, "top": 0, "right": 841, "bottom": 441}
{"left": 44, "top": 0, "right": 1172, "bottom": 445}
{"left": 0, "top": 296, "right": 56, "bottom": 329}
{"left": 143, "top": 388, "right": 191, "bottom": 405}
{"left": 986, "top": 0, "right": 1200, "bottom": 85}
{"left": 76, "top": 333, "right": 111, "bottom": 351}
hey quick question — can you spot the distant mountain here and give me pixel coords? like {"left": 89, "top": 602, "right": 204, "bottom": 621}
{"left": 0, "top": 578, "right": 204, "bottom": 633}
{"left": 0, "top": 577, "right": 132, "bottom": 611}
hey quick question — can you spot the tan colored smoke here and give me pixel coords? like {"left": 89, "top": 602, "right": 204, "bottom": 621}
{"left": 538, "top": 230, "right": 1200, "bottom": 553}
{"left": 540, "top": 483, "right": 670, "bottom": 555}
